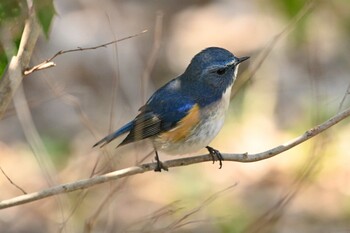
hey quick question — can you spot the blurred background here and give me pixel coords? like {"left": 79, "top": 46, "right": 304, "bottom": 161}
{"left": 1, "top": 0, "right": 350, "bottom": 232}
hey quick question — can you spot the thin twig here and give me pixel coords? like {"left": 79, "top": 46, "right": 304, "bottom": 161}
{"left": 251, "top": 0, "right": 314, "bottom": 77}
{"left": 23, "top": 30, "right": 148, "bottom": 75}
{"left": 23, "top": 61, "right": 56, "bottom": 75}
{"left": 0, "top": 166, "right": 27, "bottom": 194}
{"left": 243, "top": 132, "right": 327, "bottom": 233}
{"left": 0, "top": 105, "right": 349, "bottom": 210}
{"left": 338, "top": 82, "right": 350, "bottom": 113}
{"left": 92, "top": 13, "right": 122, "bottom": 178}
{"left": 84, "top": 178, "right": 130, "bottom": 233}
{"left": 231, "top": 0, "right": 315, "bottom": 98}
{"left": 107, "top": 13, "right": 120, "bottom": 138}
{"left": 58, "top": 190, "right": 89, "bottom": 233}
{"left": 141, "top": 11, "right": 163, "bottom": 103}
{"left": 167, "top": 184, "right": 237, "bottom": 231}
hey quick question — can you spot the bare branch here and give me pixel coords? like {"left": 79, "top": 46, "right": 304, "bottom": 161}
{"left": 0, "top": 9, "right": 41, "bottom": 120}
{"left": 23, "top": 30, "right": 148, "bottom": 75}
{"left": 0, "top": 106, "right": 349, "bottom": 210}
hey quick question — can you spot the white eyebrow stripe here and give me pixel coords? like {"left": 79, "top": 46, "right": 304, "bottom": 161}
{"left": 206, "top": 64, "right": 224, "bottom": 71}
{"left": 205, "top": 59, "right": 236, "bottom": 72}
{"left": 226, "top": 59, "right": 236, "bottom": 66}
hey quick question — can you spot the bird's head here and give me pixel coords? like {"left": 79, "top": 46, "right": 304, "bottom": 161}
{"left": 183, "top": 47, "right": 249, "bottom": 95}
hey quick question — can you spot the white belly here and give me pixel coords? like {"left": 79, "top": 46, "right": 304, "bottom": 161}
{"left": 153, "top": 85, "right": 232, "bottom": 155}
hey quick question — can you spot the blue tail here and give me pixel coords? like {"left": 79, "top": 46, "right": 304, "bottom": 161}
{"left": 93, "top": 121, "right": 134, "bottom": 148}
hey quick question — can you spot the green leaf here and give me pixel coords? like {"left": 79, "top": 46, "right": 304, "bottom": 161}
{"left": 275, "top": 0, "right": 306, "bottom": 18}
{"left": 42, "top": 136, "right": 71, "bottom": 169}
{"left": 33, "top": 0, "right": 56, "bottom": 38}
{"left": 0, "top": 45, "right": 8, "bottom": 78}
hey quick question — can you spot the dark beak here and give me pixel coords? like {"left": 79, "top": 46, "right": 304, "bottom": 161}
{"left": 236, "top": 56, "right": 250, "bottom": 64}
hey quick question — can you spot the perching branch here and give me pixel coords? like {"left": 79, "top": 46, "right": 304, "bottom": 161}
{"left": 0, "top": 106, "right": 349, "bottom": 210}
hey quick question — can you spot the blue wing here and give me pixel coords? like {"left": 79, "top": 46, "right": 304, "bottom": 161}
{"left": 93, "top": 78, "right": 196, "bottom": 147}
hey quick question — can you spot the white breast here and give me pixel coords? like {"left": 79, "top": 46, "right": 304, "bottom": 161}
{"left": 154, "top": 84, "right": 233, "bottom": 155}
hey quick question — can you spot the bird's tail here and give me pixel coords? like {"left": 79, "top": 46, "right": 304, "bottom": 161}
{"left": 93, "top": 121, "right": 134, "bottom": 148}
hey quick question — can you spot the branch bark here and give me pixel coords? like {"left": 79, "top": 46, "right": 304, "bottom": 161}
{"left": 0, "top": 10, "right": 41, "bottom": 120}
{"left": 1, "top": 106, "right": 349, "bottom": 210}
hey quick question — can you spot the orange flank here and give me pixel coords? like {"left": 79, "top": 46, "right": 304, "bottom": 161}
{"left": 159, "top": 104, "right": 200, "bottom": 142}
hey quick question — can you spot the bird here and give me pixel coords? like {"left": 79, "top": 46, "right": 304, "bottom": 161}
{"left": 93, "top": 47, "right": 249, "bottom": 172}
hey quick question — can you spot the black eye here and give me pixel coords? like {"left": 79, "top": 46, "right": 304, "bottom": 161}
{"left": 216, "top": 68, "right": 226, "bottom": 75}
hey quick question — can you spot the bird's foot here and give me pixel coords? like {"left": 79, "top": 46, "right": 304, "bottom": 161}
{"left": 154, "top": 150, "right": 168, "bottom": 172}
{"left": 206, "top": 146, "right": 224, "bottom": 169}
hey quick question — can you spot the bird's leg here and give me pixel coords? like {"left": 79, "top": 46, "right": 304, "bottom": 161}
{"left": 154, "top": 149, "right": 168, "bottom": 172}
{"left": 206, "top": 146, "right": 224, "bottom": 169}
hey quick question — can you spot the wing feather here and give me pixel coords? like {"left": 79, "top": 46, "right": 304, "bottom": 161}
{"left": 118, "top": 77, "right": 198, "bottom": 147}
{"left": 118, "top": 97, "right": 196, "bottom": 146}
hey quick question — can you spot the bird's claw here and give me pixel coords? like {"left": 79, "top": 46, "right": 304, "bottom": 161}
{"left": 206, "top": 146, "right": 224, "bottom": 169}
{"left": 154, "top": 159, "right": 168, "bottom": 172}
{"left": 154, "top": 150, "right": 168, "bottom": 172}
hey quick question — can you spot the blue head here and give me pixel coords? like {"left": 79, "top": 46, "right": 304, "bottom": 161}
{"left": 181, "top": 47, "right": 249, "bottom": 104}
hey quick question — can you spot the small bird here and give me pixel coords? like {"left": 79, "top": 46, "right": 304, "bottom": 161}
{"left": 94, "top": 47, "right": 249, "bottom": 171}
